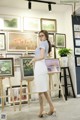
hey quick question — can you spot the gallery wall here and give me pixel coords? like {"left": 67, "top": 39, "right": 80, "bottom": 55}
{"left": 0, "top": 5, "right": 77, "bottom": 97}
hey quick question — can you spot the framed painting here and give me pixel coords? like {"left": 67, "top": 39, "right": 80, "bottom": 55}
{"left": 48, "top": 33, "right": 55, "bottom": 47}
{"left": 6, "top": 53, "right": 22, "bottom": 66}
{"left": 75, "top": 48, "right": 80, "bottom": 55}
{"left": 0, "top": 58, "right": 14, "bottom": 77}
{"left": 74, "top": 25, "right": 80, "bottom": 31}
{"left": 50, "top": 47, "right": 56, "bottom": 58}
{"left": 20, "top": 56, "right": 34, "bottom": 80}
{"left": 55, "top": 33, "right": 66, "bottom": 48}
{"left": 23, "top": 17, "right": 40, "bottom": 31}
{"left": 0, "top": 33, "right": 6, "bottom": 50}
{"left": 7, "top": 32, "right": 38, "bottom": 51}
{"left": 75, "top": 39, "right": 80, "bottom": 47}
{"left": 74, "top": 32, "right": 80, "bottom": 38}
{"left": 0, "top": 113, "right": 7, "bottom": 120}
{"left": 45, "top": 58, "right": 60, "bottom": 74}
{"left": 0, "top": 15, "right": 21, "bottom": 30}
{"left": 6, "top": 85, "right": 28, "bottom": 104}
{"left": 75, "top": 56, "right": 80, "bottom": 67}
{"left": 41, "top": 18, "right": 57, "bottom": 32}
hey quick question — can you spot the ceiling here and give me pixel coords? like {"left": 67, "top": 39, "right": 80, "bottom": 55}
{"left": 0, "top": 0, "right": 80, "bottom": 13}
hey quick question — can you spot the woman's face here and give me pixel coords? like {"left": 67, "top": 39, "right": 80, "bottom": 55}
{"left": 39, "top": 32, "right": 46, "bottom": 41}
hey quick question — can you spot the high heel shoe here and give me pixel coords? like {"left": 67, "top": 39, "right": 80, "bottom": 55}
{"left": 38, "top": 114, "right": 43, "bottom": 118}
{"left": 38, "top": 111, "right": 47, "bottom": 118}
{"left": 47, "top": 110, "right": 56, "bottom": 115}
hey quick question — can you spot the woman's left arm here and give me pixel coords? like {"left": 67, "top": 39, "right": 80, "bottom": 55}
{"left": 29, "top": 48, "right": 45, "bottom": 65}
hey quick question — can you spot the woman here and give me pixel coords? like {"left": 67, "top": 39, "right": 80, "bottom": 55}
{"left": 29, "top": 30, "right": 55, "bottom": 117}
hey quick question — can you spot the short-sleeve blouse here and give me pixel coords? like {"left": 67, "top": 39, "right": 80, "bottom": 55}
{"left": 35, "top": 40, "right": 49, "bottom": 58}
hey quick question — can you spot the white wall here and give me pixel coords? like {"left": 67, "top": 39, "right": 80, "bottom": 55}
{"left": 0, "top": 5, "right": 77, "bottom": 97}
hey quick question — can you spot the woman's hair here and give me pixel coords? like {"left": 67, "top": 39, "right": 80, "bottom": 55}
{"left": 39, "top": 30, "right": 52, "bottom": 53}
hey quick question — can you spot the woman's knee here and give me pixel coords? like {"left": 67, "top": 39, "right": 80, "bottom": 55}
{"left": 39, "top": 93, "right": 43, "bottom": 97}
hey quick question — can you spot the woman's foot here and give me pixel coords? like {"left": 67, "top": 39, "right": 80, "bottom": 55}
{"left": 47, "top": 109, "right": 56, "bottom": 115}
{"left": 38, "top": 111, "right": 47, "bottom": 118}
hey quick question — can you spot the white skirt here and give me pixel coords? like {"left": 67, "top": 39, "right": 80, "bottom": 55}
{"left": 34, "top": 60, "right": 49, "bottom": 93}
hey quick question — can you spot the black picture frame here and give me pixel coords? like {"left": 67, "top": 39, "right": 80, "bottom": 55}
{"left": 55, "top": 33, "right": 66, "bottom": 48}
{"left": 0, "top": 58, "right": 14, "bottom": 77}
{"left": 75, "top": 56, "right": 80, "bottom": 67}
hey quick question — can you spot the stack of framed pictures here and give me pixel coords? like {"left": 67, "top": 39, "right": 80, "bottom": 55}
{"left": 6, "top": 85, "right": 28, "bottom": 104}
{"left": 74, "top": 24, "right": 80, "bottom": 67}
{"left": 72, "top": 15, "right": 80, "bottom": 96}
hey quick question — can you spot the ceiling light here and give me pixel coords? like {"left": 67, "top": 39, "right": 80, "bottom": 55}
{"left": 28, "top": 1, "right": 31, "bottom": 9}
{"left": 48, "top": 3, "right": 52, "bottom": 11}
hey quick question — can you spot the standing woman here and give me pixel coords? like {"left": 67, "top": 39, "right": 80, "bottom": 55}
{"left": 29, "top": 30, "right": 55, "bottom": 117}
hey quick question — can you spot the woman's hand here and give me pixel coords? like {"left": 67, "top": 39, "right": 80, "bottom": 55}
{"left": 28, "top": 58, "right": 35, "bottom": 66}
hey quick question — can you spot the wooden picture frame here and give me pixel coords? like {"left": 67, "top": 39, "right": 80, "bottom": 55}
{"left": 41, "top": 18, "right": 57, "bottom": 32}
{"left": 7, "top": 32, "right": 38, "bottom": 51}
{"left": 0, "top": 33, "right": 6, "bottom": 50}
{"left": 0, "top": 58, "right": 14, "bottom": 77}
{"left": 20, "top": 56, "right": 34, "bottom": 80}
{"left": 23, "top": 17, "right": 40, "bottom": 31}
{"left": 6, "top": 53, "right": 22, "bottom": 66}
{"left": 75, "top": 56, "right": 80, "bottom": 67}
{"left": 55, "top": 33, "right": 66, "bottom": 48}
{"left": 45, "top": 58, "right": 60, "bottom": 74}
{"left": 0, "top": 15, "right": 21, "bottom": 30}
{"left": 6, "top": 85, "right": 28, "bottom": 104}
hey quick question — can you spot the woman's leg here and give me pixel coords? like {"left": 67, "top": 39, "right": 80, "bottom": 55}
{"left": 44, "top": 92, "right": 55, "bottom": 112}
{"left": 38, "top": 92, "right": 44, "bottom": 114}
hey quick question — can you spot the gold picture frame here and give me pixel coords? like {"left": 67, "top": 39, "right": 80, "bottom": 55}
{"left": 7, "top": 32, "right": 38, "bottom": 51}
{"left": 41, "top": 18, "right": 57, "bottom": 32}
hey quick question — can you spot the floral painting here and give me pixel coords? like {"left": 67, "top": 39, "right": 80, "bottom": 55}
{"left": 0, "top": 58, "right": 14, "bottom": 77}
{"left": 8, "top": 32, "right": 38, "bottom": 51}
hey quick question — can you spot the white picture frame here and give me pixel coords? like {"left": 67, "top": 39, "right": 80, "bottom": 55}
{"left": 23, "top": 17, "right": 40, "bottom": 31}
{"left": 45, "top": 58, "right": 60, "bottom": 74}
{"left": 0, "top": 15, "right": 21, "bottom": 30}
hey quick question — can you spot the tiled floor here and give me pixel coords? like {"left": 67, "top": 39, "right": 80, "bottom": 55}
{"left": 0, "top": 97, "right": 80, "bottom": 120}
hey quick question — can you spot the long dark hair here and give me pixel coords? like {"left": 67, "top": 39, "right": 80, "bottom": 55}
{"left": 39, "top": 30, "right": 52, "bottom": 53}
